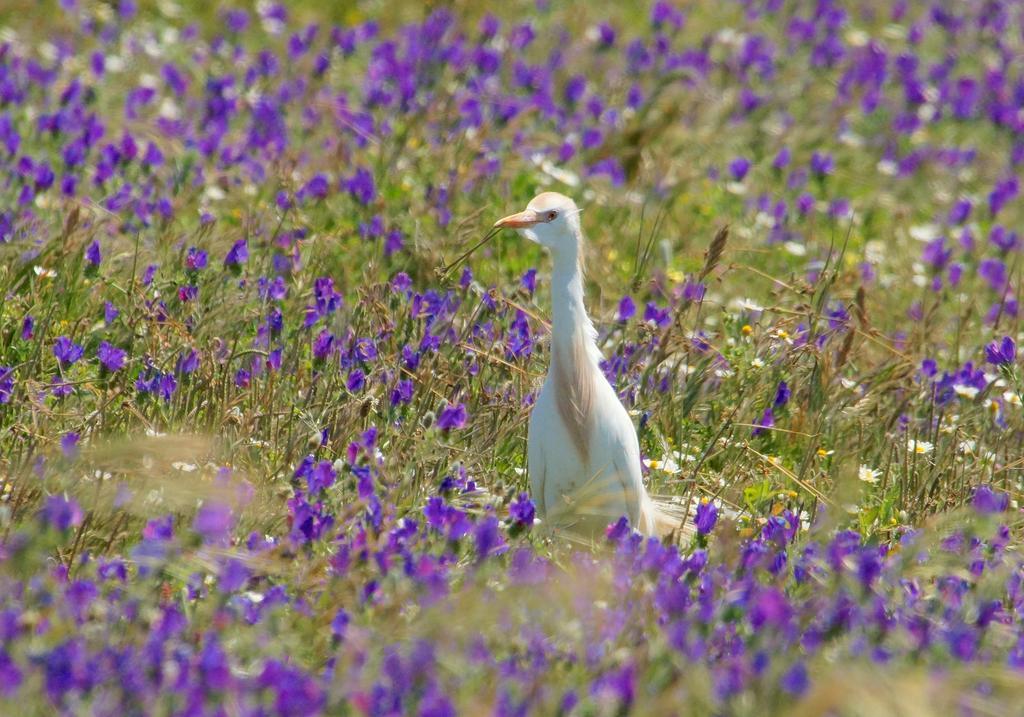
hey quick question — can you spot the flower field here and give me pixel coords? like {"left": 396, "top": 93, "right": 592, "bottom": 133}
{"left": 1, "top": 0, "right": 1023, "bottom": 714}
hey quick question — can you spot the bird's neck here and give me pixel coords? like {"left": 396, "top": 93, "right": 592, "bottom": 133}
{"left": 547, "top": 231, "right": 601, "bottom": 461}
{"left": 549, "top": 240, "right": 599, "bottom": 368}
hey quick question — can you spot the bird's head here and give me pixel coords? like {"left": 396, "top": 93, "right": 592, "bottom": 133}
{"left": 494, "top": 192, "right": 581, "bottom": 252}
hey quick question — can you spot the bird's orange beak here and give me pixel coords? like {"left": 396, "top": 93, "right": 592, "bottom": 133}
{"left": 494, "top": 209, "right": 539, "bottom": 229}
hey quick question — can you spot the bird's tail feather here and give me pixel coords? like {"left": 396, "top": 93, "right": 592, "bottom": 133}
{"left": 640, "top": 494, "right": 696, "bottom": 541}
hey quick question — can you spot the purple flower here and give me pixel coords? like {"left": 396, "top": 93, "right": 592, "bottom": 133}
{"left": 199, "top": 635, "right": 231, "bottom": 691}
{"left": 989, "top": 176, "right": 1018, "bottom": 217}
{"left": 158, "top": 373, "right": 177, "bottom": 401}
{"left": 595, "top": 22, "right": 616, "bottom": 47}
{"left": 346, "top": 167, "right": 376, "bottom": 205}
{"left": 474, "top": 515, "right": 505, "bottom": 561}
{"left": 810, "top": 151, "right": 834, "bottom": 176}
{"left": 308, "top": 460, "right": 336, "bottom": 493}
{"left": 193, "top": 501, "right": 233, "bottom": 543}
{"left": 60, "top": 432, "right": 80, "bottom": 459}
{"left": 185, "top": 247, "right": 208, "bottom": 271}
{"left": 84, "top": 240, "right": 101, "bottom": 266}
{"left": 42, "top": 494, "right": 84, "bottom": 531}
{"left": 218, "top": 558, "right": 250, "bottom": 593}
{"left": 298, "top": 173, "right": 330, "bottom": 202}
{"left": 978, "top": 259, "right": 1006, "bottom": 290}
{"left": 922, "top": 238, "right": 951, "bottom": 270}
{"left": 728, "top": 157, "right": 751, "bottom": 181}
{"left": 780, "top": 663, "right": 808, "bottom": 695}
{"left": 972, "top": 485, "right": 1009, "bottom": 514}
{"left": 142, "top": 142, "right": 163, "bottom": 166}
{"left": 0, "top": 367, "right": 13, "bottom": 404}
{"left": 331, "top": 609, "right": 349, "bottom": 640}
{"left": 605, "top": 515, "right": 631, "bottom": 542}
{"left": 694, "top": 500, "right": 718, "bottom": 535}
{"left": 520, "top": 268, "right": 537, "bottom": 295}
{"left": 97, "top": 341, "right": 126, "bottom": 372}
{"left": 772, "top": 146, "right": 791, "bottom": 170}
{"left": 177, "top": 349, "right": 200, "bottom": 374}
{"left": 989, "top": 226, "right": 1018, "bottom": 252}
{"left": 312, "top": 330, "right": 336, "bottom": 361}
{"left": 773, "top": 381, "right": 790, "bottom": 407}
{"left": 20, "top": 315, "right": 34, "bottom": 340}
{"left": 617, "top": 295, "right": 636, "bottom": 321}
{"left": 104, "top": 302, "right": 120, "bottom": 325}
{"left": 796, "top": 193, "right": 815, "bottom": 215}
{"left": 390, "top": 379, "right": 414, "bottom": 406}
{"left": 346, "top": 370, "right": 365, "bottom": 392}
{"left": 224, "top": 239, "right": 248, "bottom": 268}
{"left": 223, "top": 8, "right": 249, "bottom": 32}
{"left": 53, "top": 336, "right": 84, "bottom": 366}
{"left": 508, "top": 492, "right": 536, "bottom": 526}
{"left": 42, "top": 639, "right": 87, "bottom": 702}
{"left": 0, "top": 649, "right": 23, "bottom": 696}
{"left": 644, "top": 302, "right": 671, "bottom": 328}
{"left": 752, "top": 408, "right": 775, "bottom": 436}
{"left": 682, "top": 279, "right": 706, "bottom": 302}
{"left": 948, "top": 198, "right": 971, "bottom": 225}
{"left": 985, "top": 337, "right": 1016, "bottom": 366}
{"left": 142, "top": 515, "right": 174, "bottom": 541}
{"left": 437, "top": 402, "right": 467, "bottom": 431}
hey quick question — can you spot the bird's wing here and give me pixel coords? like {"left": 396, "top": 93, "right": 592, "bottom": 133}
{"left": 527, "top": 425, "right": 547, "bottom": 517}
{"left": 610, "top": 454, "right": 641, "bottom": 526}
{"left": 607, "top": 412, "right": 644, "bottom": 526}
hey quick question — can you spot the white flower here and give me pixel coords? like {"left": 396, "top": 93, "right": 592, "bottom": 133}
{"left": 731, "top": 297, "right": 765, "bottom": 313}
{"left": 858, "top": 465, "right": 881, "bottom": 484}
{"left": 104, "top": 55, "right": 125, "bottom": 73}
{"left": 159, "top": 97, "right": 181, "bottom": 120}
{"left": 645, "top": 451, "right": 697, "bottom": 474}
{"left": 909, "top": 224, "right": 941, "bottom": 242}
{"left": 953, "top": 384, "right": 979, "bottom": 399}
{"left": 907, "top": 438, "right": 934, "bottom": 455}
{"left": 535, "top": 158, "right": 580, "bottom": 188}
{"left": 877, "top": 160, "right": 898, "bottom": 176}
{"left": 203, "top": 185, "right": 226, "bottom": 202}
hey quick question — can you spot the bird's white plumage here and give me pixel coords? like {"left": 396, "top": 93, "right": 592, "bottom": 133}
{"left": 498, "top": 192, "right": 679, "bottom": 539}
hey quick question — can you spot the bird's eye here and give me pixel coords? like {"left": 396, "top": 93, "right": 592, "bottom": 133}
{"left": 547, "top": 210, "right": 557, "bottom": 221}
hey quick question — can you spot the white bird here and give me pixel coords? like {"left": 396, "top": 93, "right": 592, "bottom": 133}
{"left": 494, "top": 192, "right": 682, "bottom": 539}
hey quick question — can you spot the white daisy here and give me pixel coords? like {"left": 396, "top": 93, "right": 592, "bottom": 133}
{"left": 857, "top": 465, "right": 881, "bottom": 484}
{"left": 907, "top": 438, "right": 934, "bottom": 455}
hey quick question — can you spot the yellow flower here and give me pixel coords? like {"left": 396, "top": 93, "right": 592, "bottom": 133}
{"left": 741, "top": 324, "right": 753, "bottom": 335}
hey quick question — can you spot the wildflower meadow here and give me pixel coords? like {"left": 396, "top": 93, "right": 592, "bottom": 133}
{"left": 1, "top": 0, "right": 1023, "bottom": 714}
